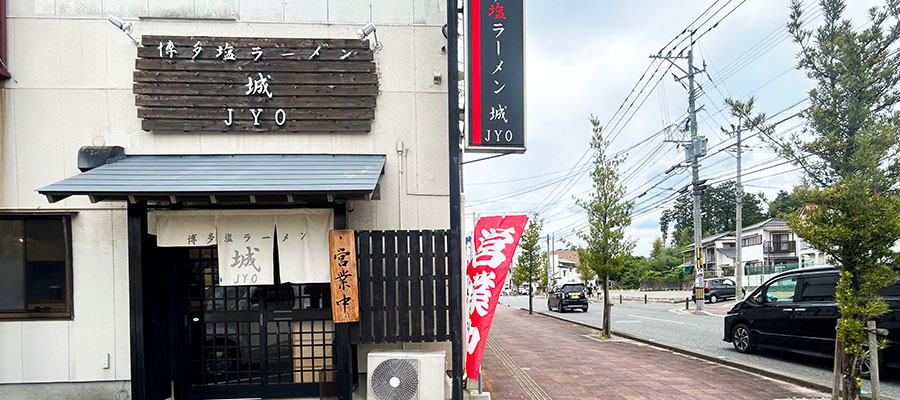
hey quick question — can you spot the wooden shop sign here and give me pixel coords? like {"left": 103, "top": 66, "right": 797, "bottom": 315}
{"left": 134, "top": 36, "right": 378, "bottom": 133}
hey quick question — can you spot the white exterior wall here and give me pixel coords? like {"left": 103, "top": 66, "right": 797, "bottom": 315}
{"left": 0, "top": 0, "right": 449, "bottom": 386}
{"left": 742, "top": 241, "right": 765, "bottom": 264}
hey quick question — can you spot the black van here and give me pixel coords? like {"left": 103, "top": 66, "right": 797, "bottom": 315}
{"left": 547, "top": 283, "right": 589, "bottom": 312}
{"left": 723, "top": 267, "right": 900, "bottom": 376}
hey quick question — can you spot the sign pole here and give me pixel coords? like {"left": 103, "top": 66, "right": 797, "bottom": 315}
{"left": 447, "top": 0, "right": 464, "bottom": 398}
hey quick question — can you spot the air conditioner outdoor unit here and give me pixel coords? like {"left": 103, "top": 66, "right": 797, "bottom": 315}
{"left": 367, "top": 350, "right": 446, "bottom": 400}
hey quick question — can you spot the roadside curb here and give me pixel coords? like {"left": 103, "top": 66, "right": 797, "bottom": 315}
{"left": 515, "top": 306, "right": 837, "bottom": 396}
{"left": 590, "top": 297, "right": 685, "bottom": 304}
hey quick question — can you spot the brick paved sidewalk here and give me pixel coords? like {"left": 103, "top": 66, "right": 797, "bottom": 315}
{"left": 480, "top": 305, "right": 828, "bottom": 400}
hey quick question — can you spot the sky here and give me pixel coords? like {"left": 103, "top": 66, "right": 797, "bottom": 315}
{"left": 462, "top": 0, "right": 882, "bottom": 257}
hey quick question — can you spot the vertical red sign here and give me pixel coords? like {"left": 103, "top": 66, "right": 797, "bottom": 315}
{"left": 465, "top": 214, "right": 529, "bottom": 378}
{"left": 467, "top": 0, "right": 526, "bottom": 153}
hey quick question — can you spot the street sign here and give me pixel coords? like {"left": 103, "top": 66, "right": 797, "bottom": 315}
{"left": 466, "top": 0, "right": 526, "bottom": 153}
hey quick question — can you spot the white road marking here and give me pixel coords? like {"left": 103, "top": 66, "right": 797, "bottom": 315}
{"left": 667, "top": 307, "right": 726, "bottom": 318}
{"left": 626, "top": 314, "right": 699, "bottom": 327}
{"left": 616, "top": 320, "right": 643, "bottom": 324}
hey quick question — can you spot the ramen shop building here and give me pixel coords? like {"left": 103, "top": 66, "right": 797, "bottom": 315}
{"left": 0, "top": 1, "right": 457, "bottom": 398}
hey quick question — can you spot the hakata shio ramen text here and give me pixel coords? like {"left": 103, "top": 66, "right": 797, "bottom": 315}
{"left": 155, "top": 39, "right": 360, "bottom": 128}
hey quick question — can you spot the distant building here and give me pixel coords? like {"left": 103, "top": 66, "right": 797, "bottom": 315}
{"left": 682, "top": 232, "right": 737, "bottom": 278}
{"left": 678, "top": 218, "right": 831, "bottom": 289}
{"left": 548, "top": 250, "right": 580, "bottom": 286}
{"left": 740, "top": 218, "right": 798, "bottom": 268}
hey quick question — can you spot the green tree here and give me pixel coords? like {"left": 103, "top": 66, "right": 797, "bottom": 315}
{"left": 660, "top": 181, "right": 768, "bottom": 246}
{"left": 576, "top": 116, "right": 635, "bottom": 337}
{"left": 617, "top": 255, "right": 645, "bottom": 290}
{"left": 672, "top": 226, "right": 694, "bottom": 249}
{"left": 768, "top": 190, "right": 804, "bottom": 218}
{"left": 650, "top": 237, "right": 666, "bottom": 259}
{"left": 575, "top": 255, "right": 597, "bottom": 283}
{"left": 744, "top": 1, "right": 900, "bottom": 396}
{"left": 514, "top": 214, "right": 545, "bottom": 315}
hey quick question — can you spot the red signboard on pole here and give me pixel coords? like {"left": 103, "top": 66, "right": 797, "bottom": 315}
{"left": 465, "top": 214, "right": 528, "bottom": 378}
{"left": 467, "top": 0, "right": 526, "bottom": 153}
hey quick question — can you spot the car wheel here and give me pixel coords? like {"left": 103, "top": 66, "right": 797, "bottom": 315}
{"left": 732, "top": 323, "right": 756, "bottom": 353}
{"left": 710, "top": 295, "right": 718, "bottom": 304}
{"left": 860, "top": 349, "right": 884, "bottom": 379}
{"left": 582, "top": 307, "right": 589, "bottom": 312}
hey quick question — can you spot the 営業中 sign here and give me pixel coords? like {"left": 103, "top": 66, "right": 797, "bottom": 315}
{"left": 466, "top": 215, "right": 529, "bottom": 378}
{"left": 134, "top": 36, "right": 378, "bottom": 133}
{"left": 329, "top": 230, "right": 359, "bottom": 323}
{"left": 467, "top": 0, "right": 526, "bottom": 153}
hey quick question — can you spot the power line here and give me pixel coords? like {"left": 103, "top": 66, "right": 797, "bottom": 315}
{"left": 542, "top": 0, "right": 749, "bottom": 237}
{"left": 533, "top": 1, "right": 748, "bottom": 217}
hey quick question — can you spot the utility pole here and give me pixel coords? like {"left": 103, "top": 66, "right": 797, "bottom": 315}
{"left": 687, "top": 34, "right": 704, "bottom": 312}
{"left": 652, "top": 31, "right": 707, "bottom": 311}
{"left": 551, "top": 233, "right": 555, "bottom": 282}
{"left": 545, "top": 233, "right": 551, "bottom": 286}
{"left": 545, "top": 234, "right": 551, "bottom": 287}
{"left": 734, "top": 117, "right": 744, "bottom": 300}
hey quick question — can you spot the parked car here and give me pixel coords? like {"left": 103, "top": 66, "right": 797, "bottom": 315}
{"left": 517, "top": 286, "right": 531, "bottom": 295}
{"left": 723, "top": 267, "right": 900, "bottom": 378}
{"left": 547, "top": 283, "right": 589, "bottom": 312}
{"left": 691, "top": 277, "right": 740, "bottom": 303}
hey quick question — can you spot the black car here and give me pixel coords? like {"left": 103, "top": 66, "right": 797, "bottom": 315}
{"left": 691, "top": 277, "right": 739, "bottom": 303}
{"left": 723, "top": 267, "right": 900, "bottom": 376}
{"left": 547, "top": 283, "right": 589, "bottom": 312}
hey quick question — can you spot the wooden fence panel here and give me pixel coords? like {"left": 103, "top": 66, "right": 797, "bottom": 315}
{"left": 357, "top": 231, "right": 372, "bottom": 343}
{"left": 397, "top": 231, "right": 410, "bottom": 340}
{"left": 384, "top": 231, "right": 397, "bottom": 342}
{"left": 355, "top": 230, "right": 450, "bottom": 344}
{"left": 435, "top": 230, "right": 449, "bottom": 341}
{"left": 370, "top": 231, "right": 384, "bottom": 343}
{"left": 409, "top": 231, "right": 423, "bottom": 342}
{"left": 422, "top": 230, "right": 435, "bottom": 341}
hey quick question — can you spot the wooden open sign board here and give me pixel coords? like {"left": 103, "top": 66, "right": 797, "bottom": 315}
{"left": 329, "top": 230, "right": 359, "bottom": 323}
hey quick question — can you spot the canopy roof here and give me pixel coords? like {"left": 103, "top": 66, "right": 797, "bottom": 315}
{"left": 39, "top": 153, "right": 386, "bottom": 204}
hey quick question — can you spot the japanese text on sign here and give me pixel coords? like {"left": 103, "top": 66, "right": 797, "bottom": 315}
{"left": 328, "top": 230, "right": 359, "bottom": 323}
{"left": 465, "top": 215, "right": 529, "bottom": 379}
{"left": 135, "top": 36, "right": 378, "bottom": 133}
{"left": 468, "top": 0, "right": 526, "bottom": 153}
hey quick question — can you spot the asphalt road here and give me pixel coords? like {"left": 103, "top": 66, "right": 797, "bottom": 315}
{"left": 499, "top": 294, "right": 898, "bottom": 399}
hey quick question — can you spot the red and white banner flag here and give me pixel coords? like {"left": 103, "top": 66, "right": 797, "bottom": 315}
{"left": 466, "top": 214, "right": 529, "bottom": 378}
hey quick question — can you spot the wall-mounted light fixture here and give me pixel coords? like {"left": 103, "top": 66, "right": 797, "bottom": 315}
{"left": 357, "top": 22, "right": 382, "bottom": 51}
{"left": 108, "top": 15, "right": 140, "bottom": 47}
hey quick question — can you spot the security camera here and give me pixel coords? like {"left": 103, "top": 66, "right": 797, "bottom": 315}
{"left": 357, "top": 22, "right": 376, "bottom": 40}
{"left": 357, "top": 22, "right": 382, "bottom": 51}
{"left": 108, "top": 15, "right": 140, "bottom": 47}
{"left": 108, "top": 15, "right": 132, "bottom": 34}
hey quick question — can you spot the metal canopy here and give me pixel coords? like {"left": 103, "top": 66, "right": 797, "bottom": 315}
{"left": 39, "top": 153, "right": 386, "bottom": 204}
